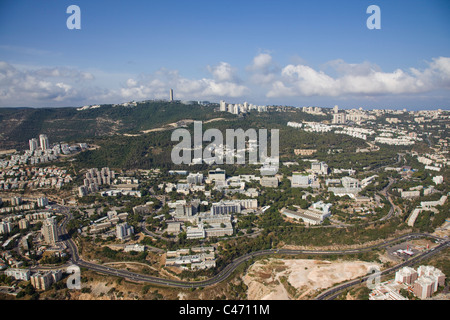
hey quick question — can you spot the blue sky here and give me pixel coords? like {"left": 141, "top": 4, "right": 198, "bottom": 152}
{"left": 0, "top": 0, "right": 449, "bottom": 109}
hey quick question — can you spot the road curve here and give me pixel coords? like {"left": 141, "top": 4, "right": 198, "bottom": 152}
{"left": 56, "top": 210, "right": 448, "bottom": 291}
{"left": 315, "top": 240, "right": 450, "bottom": 300}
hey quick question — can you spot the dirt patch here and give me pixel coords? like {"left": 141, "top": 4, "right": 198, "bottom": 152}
{"left": 244, "top": 258, "right": 380, "bottom": 300}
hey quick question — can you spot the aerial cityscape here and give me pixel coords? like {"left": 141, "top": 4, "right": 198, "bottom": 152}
{"left": 0, "top": 0, "right": 449, "bottom": 311}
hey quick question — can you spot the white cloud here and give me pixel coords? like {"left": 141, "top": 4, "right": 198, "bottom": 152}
{"left": 246, "top": 52, "right": 280, "bottom": 85}
{"left": 0, "top": 62, "right": 90, "bottom": 106}
{"left": 1, "top": 54, "right": 449, "bottom": 107}
{"left": 266, "top": 56, "right": 450, "bottom": 98}
{"left": 207, "top": 62, "right": 239, "bottom": 82}
{"left": 118, "top": 65, "right": 248, "bottom": 101}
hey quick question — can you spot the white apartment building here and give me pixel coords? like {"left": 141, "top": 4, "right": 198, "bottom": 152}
{"left": 41, "top": 217, "right": 58, "bottom": 245}
{"left": 116, "top": 222, "right": 134, "bottom": 240}
{"left": 395, "top": 266, "right": 418, "bottom": 285}
{"left": 5, "top": 268, "right": 31, "bottom": 281}
{"left": 0, "top": 222, "right": 12, "bottom": 235}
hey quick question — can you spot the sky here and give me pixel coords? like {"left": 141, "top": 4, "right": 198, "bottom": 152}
{"left": 0, "top": 0, "right": 449, "bottom": 110}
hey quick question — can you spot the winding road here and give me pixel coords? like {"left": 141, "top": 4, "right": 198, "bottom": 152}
{"left": 52, "top": 209, "right": 449, "bottom": 297}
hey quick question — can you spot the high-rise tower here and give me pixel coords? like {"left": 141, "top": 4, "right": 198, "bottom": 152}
{"left": 39, "top": 134, "right": 50, "bottom": 150}
{"left": 41, "top": 217, "right": 58, "bottom": 245}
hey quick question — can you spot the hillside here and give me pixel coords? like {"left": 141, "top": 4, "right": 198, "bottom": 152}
{"left": 0, "top": 101, "right": 233, "bottom": 150}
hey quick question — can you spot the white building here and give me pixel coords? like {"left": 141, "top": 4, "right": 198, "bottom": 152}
{"left": 5, "top": 268, "right": 31, "bottom": 281}
{"left": 116, "top": 222, "right": 134, "bottom": 240}
{"left": 208, "top": 168, "right": 226, "bottom": 182}
{"left": 210, "top": 201, "right": 241, "bottom": 215}
{"left": 401, "top": 190, "right": 421, "bottom": 199}
{"left": 29, "top": 138, "right": 38, "bottom": 152}
{"left": 395, "top": 266, "right": 418, "bottom": 285}
{"left": 39, "top": 134, "right": 50, "bottom": 150}
{"left": 186, "top": 225, "right": 206, "bottom": 239}
{"left": 187, "top": 172, "right": 203, "bottom": 185}
{"left": 0, "top": 222, "right": 12, "bottom": 235}
{"left": 291, "top": 173, "right": 319, "bottom": 188}
{"left": 261, "top": 176, "right": 278, "bottom": 187}
{"left": 432, "top": 176, "right": 443, "bottom": 185}
{"left": 37, "top": 197, "right": 49, "bottom": 208}
{"left": 342, "top": 177, "right": 361, "bottom": 189}
{"left": 311, "top": 161, "right": 328, "bottom": 175}
{"left": 124, "top": 244, "right": 146, "bottom": 252}
{"left": 219, "top": 100, "right": 227, "bottom": 112}
{"left": 332, "top": 113, "right": 346, "bottom": 124}
{"left": 41, "top": 217, "right": 58, "bottom": 245}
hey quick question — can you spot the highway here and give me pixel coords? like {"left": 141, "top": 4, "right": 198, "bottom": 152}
{"left": 53, "top": 210, "right": 449, "bottom": 294}
{"left": 315, "top": 240, "right": 450, "bottom": 300}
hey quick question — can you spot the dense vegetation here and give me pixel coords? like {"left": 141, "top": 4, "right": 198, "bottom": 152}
{"left": 0, "top": 101, "right": 232, "bottom": 149}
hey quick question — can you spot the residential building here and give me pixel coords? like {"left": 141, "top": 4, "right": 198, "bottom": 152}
{"left": 332, "top": 113, "right": 346, "bottom": 124}
{"left": 30, "top": 271, "right": 60, "bottom": 290}
{"left": 219, "top": 100, "right": 227, "bottom": 112}
{"left": 187, "top": 172, "right": 203, "bottom": 185}
{"left": 29, "top": 138, "right": 38, "bottom": 152}
{"left": 417, "top": 266, "right": 446, "bottom": 287}
{"left": 18, "top": 219, "right": 29, "bottom": 230}
{"left": 414, "top": 276, "right": 435, "bottom": 299}
{"left": 37, "top": 197, "right": 49, "bottom": 208}
{"left": 39, "top": 134, "right": 50, "bottom": 150}
{"left": 10, "top": 196, "right": 22, "bottom": 206}
{"left": 41, "top": 217, "right": 58, "bottom": 245}
{"left": 0, "top": 222, "right": 12, "bottom": 235}
{"left": 395, "top": 267, "right": 418, "bottom": 285}
{"left": 5, "top": 268, "right": 31, "bottom": 281}
{"left": 116, "top": 222, "right": 134, "bottom": 240}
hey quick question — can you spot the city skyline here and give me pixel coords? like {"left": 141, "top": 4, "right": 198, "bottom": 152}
{"left": 0, "top": 0, "right": 449, "bottom": 110}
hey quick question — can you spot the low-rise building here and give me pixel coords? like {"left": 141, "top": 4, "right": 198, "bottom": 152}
{"left": 281, "top": 208, "right": 321, "bottom": 225}
{"left": 124, "top": 244, "right": 146, "bottom": 252}
{"left": 5, "top": 268, "right": 31, "bottom": 281}
{"left": 186, "top": 225, "right": 206, "bottom": 239}
{"left": 260, "top": 176, "right": 278, "bottom": 188}
{"left": 30, "top": 270, "right": 61, "bottom": 290}
{"left": 401, "top": 190, "right": 421, "bottom": 199}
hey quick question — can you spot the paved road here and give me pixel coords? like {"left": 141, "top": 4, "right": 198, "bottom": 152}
{"left": 53, "top": 211, "right": 448, "bottom": 291}
{"left": 315, "top": 240, "right": 450, "bottom": 300}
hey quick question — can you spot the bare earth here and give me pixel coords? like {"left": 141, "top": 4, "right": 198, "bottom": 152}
{"left": 243, "top": 258, "right": 380, "bottom": 300}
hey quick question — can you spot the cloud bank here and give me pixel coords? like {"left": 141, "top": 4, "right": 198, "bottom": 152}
{"left": 1, "top": 54, "right": 449, "bottom": 107}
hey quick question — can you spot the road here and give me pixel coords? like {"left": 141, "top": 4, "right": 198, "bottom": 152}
{"left": 52, "top": 210, "right": 449, "bottom": 292}
{"left": 315, "top": 240, "right": 450, "bottom": 300}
